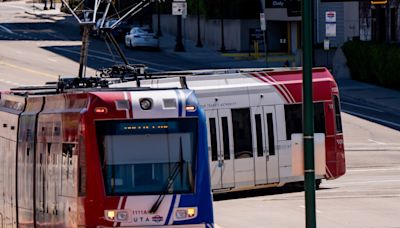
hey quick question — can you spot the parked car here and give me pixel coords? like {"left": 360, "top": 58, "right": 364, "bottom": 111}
{"left": 104, "top": 19, "right": 131, "bottom": 41}
{"left": 124, "top": 27, "right": 159, "bottom": 50}
{"left": 90, "top": 18, "right": 130, "bottom": 41}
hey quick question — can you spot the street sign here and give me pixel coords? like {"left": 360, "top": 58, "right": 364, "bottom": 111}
{"left": 260, "top": 13, "right": 266, "bottom": 31}
{"left": 325, "top": 23, "right": 336, "bottom": 37}
{"left": 325, "top": 11, "right": 336, "bottom": 22}
{"left": 266, "top": 0, "right": 286, "bottom": 8}
{"left": 172, "top": 2, "right": 187, "bottom": 16}
{"left": 249, "top": 28, "right": 264, "bottom": 41}
{"left": 324, "top": 39, "right": 330, "bottom": 50}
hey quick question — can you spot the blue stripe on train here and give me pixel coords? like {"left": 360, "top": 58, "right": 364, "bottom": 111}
{"left": 165, "top": 194, "right": 177, "bottom": 225}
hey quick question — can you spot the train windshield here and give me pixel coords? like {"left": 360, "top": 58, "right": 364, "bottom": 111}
{"left": 96, "top": 118, "right": 197, "bottom": 196}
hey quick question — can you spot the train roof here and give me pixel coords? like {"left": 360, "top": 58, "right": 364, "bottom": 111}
{"left": 112, "top": 67, "right": 336, "bottom": 91}
{"left": 0, "top": 83, "right": 187, "bottom": 113}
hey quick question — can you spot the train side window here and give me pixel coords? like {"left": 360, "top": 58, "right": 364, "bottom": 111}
{"left": 255, "top": 114, "right": 264, "bottom": 157}
{"left": 333, "top": 96, "right": 343, "bottom": 133}
{"left": 232, "top": 108, "right": 253, "bottom": 159}
{"left": 221, "top": 117, "right": 230, "bottom": 160}
{"left": 284, "top": 103, "right": 326, "bottom": 140}
{"left": 209, "top": 118, "right": 218, "bottom": 161}
{"left": 62, "top": 143, "right": 76, "bottom": 196}
{"left": 285, "top": 104, "right": 302, "bottom": 140}
{"left": 266, "top": 113, "right": 276, "bottom": 156}
{"left": 314, "top": 102, "right": 326, "bottom": 134}
{"left": 79, "top": 136, "right": 86, "bottom": 196}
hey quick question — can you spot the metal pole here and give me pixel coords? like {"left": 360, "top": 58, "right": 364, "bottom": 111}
{"left": 263, "top": 30, "right": 268, "bottom": 66}
{"left": 196, "top": 0, "right": 203, "bottom": 47}
{"left": 156, "top": 1, "right": 162, "bottom": 37}
{"left": 78, "top": 25, "right": 90, "bottom": 78}
{"left": 220, "top": 0, "right": 226, "bottom": 52}
{"left": 106, "top": 31, "right": 130, "bottom": 65}
{"left": 302, "top": 0, "right": 316, "bottom": 226}
{"left": 175, "top": 15, "right": 185, "bottom": 52}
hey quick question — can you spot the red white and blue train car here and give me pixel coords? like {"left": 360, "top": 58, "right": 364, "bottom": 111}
{"left": 0, "top": 87, "right": 213, "bottom": 227}
{"left": 119, "top": 67, "right": 345, "bottom": 192}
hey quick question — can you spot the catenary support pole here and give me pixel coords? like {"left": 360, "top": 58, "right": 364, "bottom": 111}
{"left": 302, "top": 0, "right": 317, "bottom": 227}
{"left": 156, "top": 1, "right": 162, "bottom": 37}
{"left": 219, "top": 0, "right": 226, "bottom": 52}
{"left": 196, "top": 0, "right": 203, "bottom": 47}
{"left": 78, "top": 25, "right": 90, "bottom": 78}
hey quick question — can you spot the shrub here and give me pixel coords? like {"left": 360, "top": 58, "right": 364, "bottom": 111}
{"left": 342, "top": 41, "right": 400, "bottom": 90}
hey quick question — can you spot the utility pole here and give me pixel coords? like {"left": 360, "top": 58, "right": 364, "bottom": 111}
{"left": 156, "top": 1, "right": 162, "bottom": 37}
{"left": 175, "top": 15, "right": 185, "bottom": 51}
{"left": 220, "top": 0, "right": 226, "bottom": 52}
{"left": 302, "top": 0, "right": 317, "bottom": 228}
{"left": 78, "top": 25, "right": 90, "bottom": 78}
{"left": 196, "top": 0, "right": 203, "bottom": 47}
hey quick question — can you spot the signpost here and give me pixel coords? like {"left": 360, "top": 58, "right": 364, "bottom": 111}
{"left": 260, "top": 13, "right": 266, "bottom": 31}
{"left": 172, "top": 0, "right": 186, "bottom": 52}
{"left": 325, "top": 24, "right": 336, "bottom": 37}
{"left": 325, "top": 11, "right": 336, "bottom": 22}
{"left": 249, "top": 28, "right": 264, "bottom": 58}
{"left": 325, "top": 11, "right": 337, "bottom": 37}
{"left": 172, "top": 1, "right": 187, "bottom": 16}
{"left": 259, "top": 12, "right": 268, "bottom": 66}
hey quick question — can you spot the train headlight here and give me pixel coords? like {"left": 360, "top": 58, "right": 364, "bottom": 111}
{"left": 105, "top": 210, "right": 115, "bottom": 221}
{"left": 185, "top": 105, "right": 197, "bottom": 112}
{"left": 139, "top": 98, "right": 153, "bottom": 110}
{"left": 174, "top": 207, "right": 197, "bottom": 220}
{"left": 94, "top": 107, "right": 108, "bottom": 114}
{"left": 105, "top": 210, "right": 130, "bottom": 222}
{"left": 187, "top": 208, "right": 196, "bottom": 217}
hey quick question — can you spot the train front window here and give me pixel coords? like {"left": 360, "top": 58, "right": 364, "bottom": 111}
{"left": 96, "top": 118, "right": 197, "bottom": 196}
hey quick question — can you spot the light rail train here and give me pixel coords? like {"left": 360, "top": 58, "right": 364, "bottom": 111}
{"left": 115, "top": 67, "right": 346, "bottom": 193}
{"left": 0, "top": 85, "right": 213, "bottom": 227}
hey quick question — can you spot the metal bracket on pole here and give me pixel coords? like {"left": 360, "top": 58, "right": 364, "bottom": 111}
{"left": 59, "top": 0, "right": 161, "bottom": 79}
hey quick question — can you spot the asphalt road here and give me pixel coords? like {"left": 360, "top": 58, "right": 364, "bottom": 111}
{"left": 1, "top": 2, "right": 400, "bottom": 227}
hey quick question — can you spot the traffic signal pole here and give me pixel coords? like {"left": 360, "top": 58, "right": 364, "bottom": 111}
{"left": 302, "top": 0, "right": 317, "bottom": 227}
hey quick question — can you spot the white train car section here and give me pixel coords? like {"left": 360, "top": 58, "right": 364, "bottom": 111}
{"left": 113, "top": 67, "right": 346, "bottom": 193}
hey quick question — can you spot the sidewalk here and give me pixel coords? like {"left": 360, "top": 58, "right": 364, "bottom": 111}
{"left": 158, "top": 33, "right": 291, "bottom": 68}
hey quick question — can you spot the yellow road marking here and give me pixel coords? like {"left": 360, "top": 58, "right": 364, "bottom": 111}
{"left": 0, "top": 60, "right": 57, "bottom": 79}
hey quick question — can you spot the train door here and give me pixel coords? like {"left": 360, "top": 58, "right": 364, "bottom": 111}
{"left": 252, "top": 107, "right": 267, "bottom": 185}
{"left": 263, "top": 106, "right": 279, "bottom": 183}
{"left": 206, "top": 109, "right": 234, "bottom": 190}
{"left": 252, "top": 106, "right": 279, "bottom": 185}
{"left": 231, "top": 108, "right": 254, "bottom": 187}
{"left": 36, "top": 140, "right": 48, "bottom": 226}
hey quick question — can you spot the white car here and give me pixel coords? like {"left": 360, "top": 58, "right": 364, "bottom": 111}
{"left": 125, "top": 27, "right": 159, "bottom": 49}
